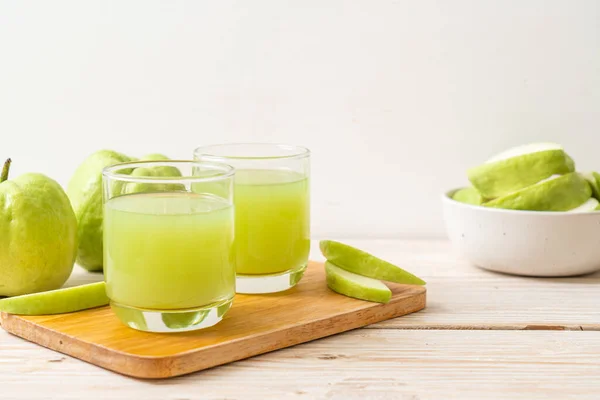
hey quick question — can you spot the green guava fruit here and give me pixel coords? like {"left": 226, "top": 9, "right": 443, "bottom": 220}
{"left": 67, "top": 150, "right": 133, "bottom": 271}
{"left": 0, "top": 282, "right": 108, "bottom": 315}
{"left": 325, "top": 262, "right": 391, "bottom": 303}
{"left": 0, "top": 159, "right": 78, "bottom": 296}
{"left": 319, "top": 240, "right": 426, "bottom": 285}
{"left": 484, "top": 173, "right": 591, "bottom": 211}
{"left": 117, "top": 154, "right": 183, "bottom": 195}
{"left": 68, "top": 151, "right": 182, "bottom": 271}
{"left": 467, "top": 143, "right": 575, "bottom": 199}
{"left": 139, "top": 153, "right": 182, "bottom": 178}
{"left": 452, "top": 187, "right": 483, "bottom": 205}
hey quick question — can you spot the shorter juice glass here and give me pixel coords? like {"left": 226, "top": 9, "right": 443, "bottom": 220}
{"left": 102, "top": 160, "right": 235, "bottom": 332}
{"left": 194, "top": 144, "right": 310, "bottom": 294}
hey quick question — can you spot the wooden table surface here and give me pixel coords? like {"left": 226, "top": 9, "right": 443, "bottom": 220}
{"left": 1, "top": 239, "right": 599, "bottom": 399}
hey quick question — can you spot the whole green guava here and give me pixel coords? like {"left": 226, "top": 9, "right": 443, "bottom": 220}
{"left": 67, "top": 151, "right": 179, "bottom": 272}
{"left": 0, "top": 158, "right": 78, "bottom": 296}
{"left": 67, "top": 150, "right": 133, "bottom": 271}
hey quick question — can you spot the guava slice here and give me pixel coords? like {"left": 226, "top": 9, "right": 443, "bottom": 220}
{"left": 583, "top": 172, "right": 600, "bottom": 200}
{"left": 567, "top": 197, "right": 600, "bottom": 212}
{"left": 319, "top": 240, "right": 426, "bottom": 285}
{"left": 452, "top": 187, "right": 483, "bottom": 205}
{"left": 467, "top": 143, "right": 575, "bottom": 199}
{"left": 325, "top": 262, "right": 391, "bottom": 303}
{"left": 0, "top": 282, "right": 108, "bottom": 315}
{"left": 484, "top": 172, "right": 591, "bottom": 211}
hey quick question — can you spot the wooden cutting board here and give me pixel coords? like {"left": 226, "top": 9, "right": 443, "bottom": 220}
{"left": 0, "top": 261, "right": 426, "bottom": 379}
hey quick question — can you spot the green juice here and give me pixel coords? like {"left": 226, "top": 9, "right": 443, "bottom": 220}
{"left": 234, "top": 169, "right": 310, "bottom": 275}
{"left": 104, "top": 192, "right": 235, "bottom": 310}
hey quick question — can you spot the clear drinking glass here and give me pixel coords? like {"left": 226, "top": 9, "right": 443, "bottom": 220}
{"left": 102, "top": 160, "right": 236, "bottom": 332}
{"left": 194, "top": 143, "right": 311, "bottom": 294}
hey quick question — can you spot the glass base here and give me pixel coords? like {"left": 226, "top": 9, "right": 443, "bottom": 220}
{"left": 110, "top": 297, "right": 233, "bottom": 333}
{"left": 235, "top": 264, "right": 307, "bottom": 294}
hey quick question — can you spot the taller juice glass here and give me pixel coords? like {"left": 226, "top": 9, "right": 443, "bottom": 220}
{"left": 194, "top": 144, "right": 310, "bottom": 294}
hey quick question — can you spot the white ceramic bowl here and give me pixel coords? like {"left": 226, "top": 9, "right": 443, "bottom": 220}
{"left": 442, "top": 188, "right": 600, "bottom": 277}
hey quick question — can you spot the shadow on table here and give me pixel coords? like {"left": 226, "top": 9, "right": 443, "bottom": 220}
{"left": 473, "top": 265, "right": 600, "bottom": 284}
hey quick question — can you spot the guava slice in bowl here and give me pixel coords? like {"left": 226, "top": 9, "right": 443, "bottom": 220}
{"left": 567, "top": 197, "right": 600, "bottom": 212}
{"left": 484, "top": 172, "right": 591, "bottom": 211}
{"left": 468, "top": 142, "right": 575, "bottom": 199}
{"left": 583, "top": 172, "right": 600, "bottom": 200}
{"left": 452, "top": 187, "right": 483, "bottom": 205}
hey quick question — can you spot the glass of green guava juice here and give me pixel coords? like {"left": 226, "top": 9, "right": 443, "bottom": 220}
{"left": 194, "top": 144, "right": 310, "bottom": 294}
{"left": 102, "top": 160, "right": 236, "bottom": 333}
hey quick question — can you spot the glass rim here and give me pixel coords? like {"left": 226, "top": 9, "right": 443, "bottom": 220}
{"left": 193, "top": 142, "right": 310, "bottom": 161}
{"left": 102, "top": 159, "right": 235, "bottom": 184}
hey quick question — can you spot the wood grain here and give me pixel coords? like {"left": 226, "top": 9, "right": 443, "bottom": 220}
{"left": 371, "top": 275, "right": 600, "bottom": 330}
{"left": 1, "top": 330, "right": 599, "bottom": 400}
{"left": 0, "top": 261, "right": 426, "bottom": 379}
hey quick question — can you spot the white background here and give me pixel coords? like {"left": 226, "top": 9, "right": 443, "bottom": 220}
{"left": 1, "top": 0, "right": 599, "bottom": 238}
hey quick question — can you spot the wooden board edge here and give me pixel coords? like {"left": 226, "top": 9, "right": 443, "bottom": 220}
{"left": 1, "top": 311, "right": 169, "bottom": 377}
{"left": 139, "top": 287, "right": 427, "bottom": 378}
{"left": 0, "top": 288, "right": 426, "bottom": 379}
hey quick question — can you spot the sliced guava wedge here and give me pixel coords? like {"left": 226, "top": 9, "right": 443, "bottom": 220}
{"left": 484, "top": 172, "right": 591, "bottom": 211}
{"left": 452, "top": 187, "right": 483, "bottom": 205}
{"left": 583, "top": 171, "right": 600, "bottom": 200}
{"left": 468, "top": 142, "right": 575, "bottom": 199}
{"left": 0, "top": 282, "right": 108, "bottom": 315}
{"left": 325, "top": 262, "right": 391, "bottom": 303}
{"left": 567, "top": 197, "right": 600, "bottom": 212}
{"left": 320, "top": 240, "right": 425, "bottom": 285}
